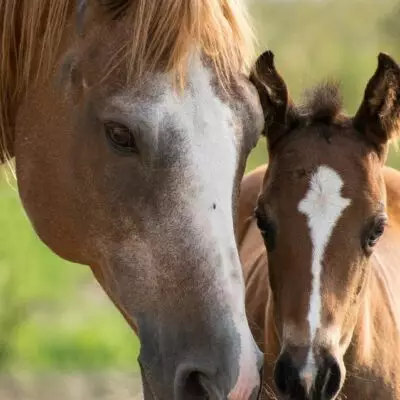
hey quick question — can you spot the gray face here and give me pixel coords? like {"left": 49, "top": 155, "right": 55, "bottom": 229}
{"left": 13, "top": 12, "right": 265, "bottom": 400}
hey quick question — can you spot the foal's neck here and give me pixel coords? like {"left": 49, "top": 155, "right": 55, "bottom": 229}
{"left": 346, "top": 262, "right": 400, "bottom": 396}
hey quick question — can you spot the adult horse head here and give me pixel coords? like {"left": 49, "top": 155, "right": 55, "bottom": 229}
{"left": 250, "top": 51, "right": 400, "bottom": 399}
{"left": 0, "top": 1, "right": 265, "bottom": 398}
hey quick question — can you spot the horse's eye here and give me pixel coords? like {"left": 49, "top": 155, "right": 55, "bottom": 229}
{"left": 104, "top": 121, "right": 137, "bottom": 154}
{"left": 255, "top": 207, "right": 276, "bottom": 251}
{"left": 364, "top": 216, "right": 387, "bottom": 253}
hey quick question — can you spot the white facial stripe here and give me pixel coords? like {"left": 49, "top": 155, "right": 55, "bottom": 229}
{"left": 170, "top": 55, "right": 259, "bottom": 397}
{"left": 298, "top": 165, "right": 351, "bottom": 375}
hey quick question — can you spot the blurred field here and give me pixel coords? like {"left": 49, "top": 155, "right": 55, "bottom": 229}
{"left": 0, "top": 373, "right": 143, "bottom": 400}
{"left": 0, "top": 0, "right": 399, "bottom": 398}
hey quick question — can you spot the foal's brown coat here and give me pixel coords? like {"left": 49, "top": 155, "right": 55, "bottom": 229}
{"left": 241, "top": 52, "right": 400, "bottom": 399}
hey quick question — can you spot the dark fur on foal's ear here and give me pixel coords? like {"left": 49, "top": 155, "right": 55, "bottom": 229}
{"left": 250, "top": 51, "right": 295, "bottom": 150}
{"left": 353, "top": 52, "right": 400, "bottom": 156}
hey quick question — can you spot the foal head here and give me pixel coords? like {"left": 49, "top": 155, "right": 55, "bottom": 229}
{"left": 13, "top": 1, "right": 264, "bottom": 398}
{"left": 251, "top": 51, "right": 400, "bottom": 399}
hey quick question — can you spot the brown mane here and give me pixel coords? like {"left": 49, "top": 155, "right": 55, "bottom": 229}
{"left": 0, "top": 0, "right": 255, "bottom": 161}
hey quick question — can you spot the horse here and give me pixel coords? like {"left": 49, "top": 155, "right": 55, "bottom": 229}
{"left": 0, "top": 1, "right": 266, "bottom": 398}
{"left": 239, "top": 50, "right": 400, "bottom": 399}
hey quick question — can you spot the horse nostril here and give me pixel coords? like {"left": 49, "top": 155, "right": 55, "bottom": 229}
{"left": 185, "top": 371, "right": 209, "bottom": 398}
{"left": 274, "top": 357, "right": 287, "bottom": 394}
{"left": 175, "top": 367, "right": 217, "bottom": 400}
{"left": 322, "top": 356, "right": 342, "bottom": 399}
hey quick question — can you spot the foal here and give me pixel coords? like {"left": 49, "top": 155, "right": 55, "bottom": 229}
{"left": 240, "top": 51, "right": 400, "bottom": 399}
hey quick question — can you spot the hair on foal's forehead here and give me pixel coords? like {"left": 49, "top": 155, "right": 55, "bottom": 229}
{"left": 299, "top": 82, "right": 344, "bottom": 123}
{"left": 271, "top": 82, "right": 355, "bottom": 154}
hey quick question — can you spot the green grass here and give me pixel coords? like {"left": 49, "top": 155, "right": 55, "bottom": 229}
{"left": 0, "top": 177, "right": 140, "bottom": 372}
{"left": 0, "top": 0, "right": 399, "bottom": 373}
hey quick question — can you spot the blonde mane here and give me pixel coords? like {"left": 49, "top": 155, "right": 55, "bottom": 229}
{"left": 0, "top": 0, "right": 256, "bottom": 162}
{"left": 121, "top": 0, "right": 255, "bottom": 84}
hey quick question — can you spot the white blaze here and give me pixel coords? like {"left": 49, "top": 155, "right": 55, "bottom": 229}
{"left": 112, "top": 54, "right": 260, "bottom": 397}
{"left": 298, "top": 165, "right": 351, "bottom": 375}
{"left": 170, "top": 56, "right": 260, "bottom": 398}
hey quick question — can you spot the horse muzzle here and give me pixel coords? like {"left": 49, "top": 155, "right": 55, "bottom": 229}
{"left": 137, "top": 316, "right": 264, "bottom": 400}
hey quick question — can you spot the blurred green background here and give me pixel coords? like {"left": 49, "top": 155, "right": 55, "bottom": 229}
{"left": 0, "top": 0, "right": 399, "bottom": 398}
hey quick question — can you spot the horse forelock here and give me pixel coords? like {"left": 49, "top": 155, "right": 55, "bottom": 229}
{"left": 0, "top": 0, "right": 255, "bottom": 162}
{"left": 106, "top": 0, "right": 255, "bottom": 86}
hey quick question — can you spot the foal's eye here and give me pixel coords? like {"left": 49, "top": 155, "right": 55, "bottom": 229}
{"left": 255, "top": 207, "right": 276, "bottom": 251}
{"left": 364, "top": 216, "right": 387, "bottom": 253}
{"left": 104, "top": 121, "right": 138, "bottom": 154}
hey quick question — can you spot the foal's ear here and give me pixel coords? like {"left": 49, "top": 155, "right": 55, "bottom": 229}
{"left": 250, "top": 51, "right": 293, "bottom": 149}
{"left": 353, "top": 53, "right": 400, "bottom": 156}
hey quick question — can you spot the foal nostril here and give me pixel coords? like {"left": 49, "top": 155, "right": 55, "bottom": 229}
{"left": 274, "top": 351, "right": 314, "bottom": 398}
{"left": 320, "top": 356, "right": 342, "bottom": 399}
{"left": 273, "top": 351, "right": 297, "bottom": 395}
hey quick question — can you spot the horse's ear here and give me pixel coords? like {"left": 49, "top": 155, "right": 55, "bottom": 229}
{"left": 250, "top": 51, "right": 294, "bottom": 150}
{"left": 353, "top": 53, "right": 400, "bottom": 157}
